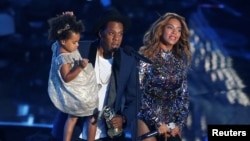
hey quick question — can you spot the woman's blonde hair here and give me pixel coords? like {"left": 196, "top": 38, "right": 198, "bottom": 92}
{"left": 139, "top": 12, "right": 191, "bottom": 65}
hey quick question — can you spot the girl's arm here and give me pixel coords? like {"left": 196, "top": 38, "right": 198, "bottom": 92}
{"left": 60, "top": 59, "right": 88, "bottom": 82}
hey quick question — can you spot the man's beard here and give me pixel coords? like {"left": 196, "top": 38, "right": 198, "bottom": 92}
{"left": 103, "top": 48, "right": 119, "bottom": 59}
{"left": 111, "top": 48, "right": 119, "bottom": 52}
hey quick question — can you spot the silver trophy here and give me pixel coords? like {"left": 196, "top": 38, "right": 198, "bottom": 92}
{"left": 102, "top": 106, "right": 123, "bottom": 138}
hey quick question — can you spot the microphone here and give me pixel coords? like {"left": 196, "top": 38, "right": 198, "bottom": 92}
{"left": 137, "top": 122, "right": 176, "bottom": 140}
{"left": 123, "top": 46, "right": 152, "bottom": 64}
{"left": 138, "top": 131, "right": 158, "bottom": 140}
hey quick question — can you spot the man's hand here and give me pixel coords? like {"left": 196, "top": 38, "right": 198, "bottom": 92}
{"left": 110, "top": 115, "right": 124, "bottom": 129}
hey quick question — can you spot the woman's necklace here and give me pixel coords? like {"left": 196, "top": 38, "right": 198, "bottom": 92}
{"left": 161, "top": 49, "right": 172, "bottom": 60}
{"left": 97, "top": 51, "right": 112, "bottom": 85}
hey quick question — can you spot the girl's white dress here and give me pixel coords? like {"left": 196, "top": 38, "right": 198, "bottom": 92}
{"left": 48, "top": 42, "right": 99, "bottom": 117}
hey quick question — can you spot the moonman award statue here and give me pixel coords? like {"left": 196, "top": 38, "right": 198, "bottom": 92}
{"left": 102, "top": 106, "right": 123, "bottom": 138}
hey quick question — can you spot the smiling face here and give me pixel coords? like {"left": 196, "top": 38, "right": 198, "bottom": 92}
{"left": 99, "top": 21, "right": 124, "bottom": 54}
{"left": 160, "top": 18, "right": 182, "bottom": 50}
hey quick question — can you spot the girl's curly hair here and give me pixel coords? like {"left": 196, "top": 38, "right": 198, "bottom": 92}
{"left": 48, "top": 14, "right": 85, "bottom": 41}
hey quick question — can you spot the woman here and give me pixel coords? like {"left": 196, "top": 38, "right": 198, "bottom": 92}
{"left": 137, "top": 12, "right": 192, "bottom": 141}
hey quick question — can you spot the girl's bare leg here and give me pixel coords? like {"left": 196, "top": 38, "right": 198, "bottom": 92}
{"left": 88, "top": 116, "right": 97, "bottom": 141}
{"left": 64, "top": 115, "right": 78, "bottom": 141}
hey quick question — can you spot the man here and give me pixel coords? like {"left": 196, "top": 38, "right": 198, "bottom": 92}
{"left": 51, "top": 8, "right": 138, "bottom": 141}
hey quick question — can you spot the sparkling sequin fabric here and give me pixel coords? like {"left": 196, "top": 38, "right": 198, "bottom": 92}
{"left": 138, "top": 50, "right": 189, "bottom": 130}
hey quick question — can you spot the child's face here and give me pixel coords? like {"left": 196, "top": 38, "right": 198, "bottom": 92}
{"left": 61, "top": 32, "right": 81, "bottom": 52}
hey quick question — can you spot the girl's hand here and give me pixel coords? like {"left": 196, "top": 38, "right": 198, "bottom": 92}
{"left": 79, "top": 58, "right": 89, "bottom": 68}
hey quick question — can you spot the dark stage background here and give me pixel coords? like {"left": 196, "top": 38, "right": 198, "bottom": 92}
{"left": 0, "top": 0, "right": 250, "bottom": 141}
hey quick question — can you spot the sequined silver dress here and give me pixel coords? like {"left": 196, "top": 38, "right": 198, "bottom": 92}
{"left": 138, "top": 50, "right": 189, "bottom": 130}
{"left": 48, "top": 42, "right": 99, "bottom": 117}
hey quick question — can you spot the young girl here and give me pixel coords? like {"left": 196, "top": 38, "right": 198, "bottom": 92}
{"left": 47, "top": 14, "right": 98, "bottom": 141}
